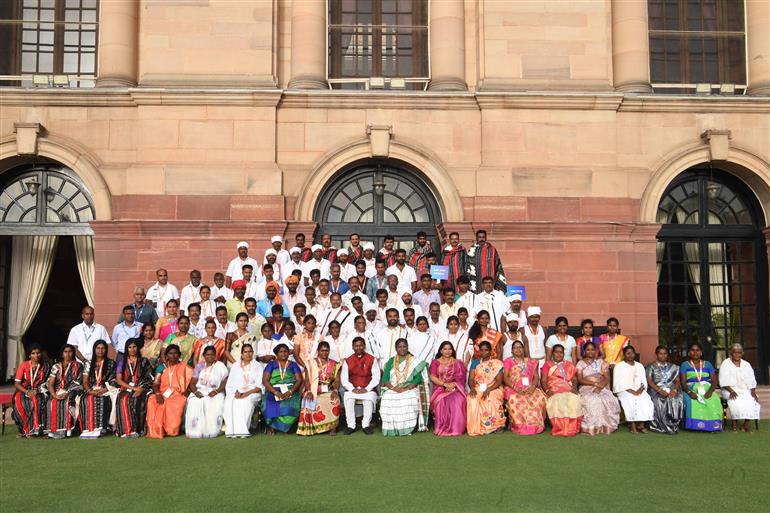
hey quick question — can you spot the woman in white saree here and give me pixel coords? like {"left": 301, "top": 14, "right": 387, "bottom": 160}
{"left": 224, "top": 343, "right": 264, "bottom": 438}
{"left": 719, "top": 343, "right": 761, "bottom": 432}
{"left": 185, "top": 346, "right": 229, "bottom": 438}
{"left": 613, "top": 345, "right": 654, "bottom": 434}
{"left": 379, "top": 339, "right": 428, "bottom": 436}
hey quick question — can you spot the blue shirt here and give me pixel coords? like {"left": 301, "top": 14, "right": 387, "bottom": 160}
{"left": 112, "top": 321, "right": 143, "bottom": 354}
{"left": 256, "top": 298, "right": 289, "bottom": 319}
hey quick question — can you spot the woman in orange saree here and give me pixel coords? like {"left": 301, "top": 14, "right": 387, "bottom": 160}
{"left": 466, "top": 341, "right": 506, "bottom": 436}
{"left": 503, "top": 340, "right": 546, "bottom": 435}
{"left": 468, "top": 310, "right": 504, "bottom": 361}
{"left": 542, "top": 344, "right": 582, "bottom": 436}
{"left": 146, "top": 344, "right": 193, "bottom": 439}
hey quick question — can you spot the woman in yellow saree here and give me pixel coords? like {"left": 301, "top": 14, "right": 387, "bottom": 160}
{"left": 599, "top": 317, "right": 630, "bottom": 367}
{"left": 542, "top": 344, "right": 582, "bottom": 436}
{"left": 466, "top": 341, "right": 506, "bottom": 436}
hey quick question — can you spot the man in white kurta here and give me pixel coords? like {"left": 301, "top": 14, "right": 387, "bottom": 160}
{"left": 373, "top": 309, "right": 408, "bottom": 369}
{"left": 302, "top": 244, "right": 331, "bottom": 285}
{"left": 474, "top": 276, "right": 508, "bottom": 332}
{"left": 385, "top": 249, "right": 418, "bottom": 292}
{"left": 264, "top": 235, "right": 290, "bottom": 266}
{"left": 146, "top": 268, "right": 180, "bottom": 318}
{"left": 179, "top": 270, "right": 205, "bottom": 314}
{"left": 225, "top": 241, "right": 259, "bottom": 287}
{"left": 210, "top": 272, "right": 233, "bottom": 306}
{"left": 341, "top": 338, "right": 381, "bottom": 435}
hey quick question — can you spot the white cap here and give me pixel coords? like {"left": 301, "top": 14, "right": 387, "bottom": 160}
{"left": 337, "top": 248, "right": 348, "bottom": 256}
{"left": 527, "top": 306, "right": 542, "bottom": 317}
{"left": 265, "top": 249, "right": 277, "bottom": 257}
{"left": 506, "top": 312, "right": 519, "bottom": 322}
{"left": 271, "top": 236, "right": 282, "bottom": 244}
{"left": 401, "top": 290, "right": 412, "bottom": 297}
{"left": 237, "top": 241, "right": 249, "bottom": 249}
{"left": 289, "top": 246, "right": 301, "bottom": 255}
{"left": 508, "top": 293, "right": 523, "bottom": 301}
{"left": 363, "top": 242, "right": 375, "bottom": 251}
{"left": 311, "top": 244, "right": 323, "bottom": 252}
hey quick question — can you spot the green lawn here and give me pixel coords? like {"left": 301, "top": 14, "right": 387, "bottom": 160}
{"left": 1, "top": 423, "right": 768, "bottom": 513}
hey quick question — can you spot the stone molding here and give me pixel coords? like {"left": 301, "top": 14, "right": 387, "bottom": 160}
{"left": 3, "top": 88, "right": 766, "bottom": 112}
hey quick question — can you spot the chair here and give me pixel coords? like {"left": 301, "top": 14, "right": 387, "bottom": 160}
{"left": 0, "top": 392, "right": 14, "bottom": 435}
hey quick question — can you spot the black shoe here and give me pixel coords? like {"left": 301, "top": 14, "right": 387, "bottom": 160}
{"left": 362, "top": 426, "right": 374, "bottom": 435}
{"left": 344, "top": 427, "right": 356, "bottom": 435}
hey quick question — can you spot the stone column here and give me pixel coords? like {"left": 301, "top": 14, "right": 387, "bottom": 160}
{"left": 611, "top": 0, "right": 652, "bottom": 93}
{"left": 746, "top": 0, "right": 770, "bottom": 95}
{"left": 428, "top": 0, "right": 466, "bottom": 91}
{"left": 288, "top": 0, "right": 328, "bottom": 89}
{"left": 96, "top": 0, "right": 138, "bottom": 87}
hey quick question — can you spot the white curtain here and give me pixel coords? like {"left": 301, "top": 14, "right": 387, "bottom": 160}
{"left": 6, "top": 235, "right": 58, "bottom": 377}
{"left": 683, "top": 242, "right": 702, "bottom": 303}
{"left": 73, "top": 235, "right": 95, "bottom": 307}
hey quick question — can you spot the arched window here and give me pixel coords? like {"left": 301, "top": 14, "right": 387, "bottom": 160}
{"left": 314, "top": 160, "right": 441, "bottom": 250}
{"left": 656, "top": 168, "right": 768, "bottom": 376}
{"left": 0, "top": 163, "right": 95, "bottom": 234}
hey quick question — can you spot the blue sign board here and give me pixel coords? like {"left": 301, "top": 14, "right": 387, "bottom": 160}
{"left": 430, "top": 265, "right": 449, "bottom": 281}
{"left": 506, "top": 285, "right": 526, "bottom": 300}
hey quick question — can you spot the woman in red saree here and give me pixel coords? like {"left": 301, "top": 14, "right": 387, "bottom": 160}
{"left": 466, "top": 341, "right": 506, "bottom": 436}
{"left": 503, "top": 340, "right": 546, "bottom": 435}
{"left": 542, "top": 344, "right": 582, "bottom": 436}
{"left": 429, "top": 341, "right": 467, "bottom": 436}
{"left": 12, "top": 345, "right": 49, "bottom": 437}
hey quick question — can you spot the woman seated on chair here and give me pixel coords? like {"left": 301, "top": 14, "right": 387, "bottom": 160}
{"left": 298, "top": 341, "right": 341, "bottom": 436}
{"left": 429, "top": 341, "right": 467, "bottom": 437}
{"left": 719, "top": 343, "right": 760, "bottom": 432}
{"left": 541, "top": 344, "right": 582, "bottom": 437}
{"left": 576, "top": 341, "right": 620, "bottom": 436}
{"left": 224, "top": 343, "right": 263, "bottom": 438}
{"left": 12, "top": 345, "right": 50, "bottom": 438}
{"left": 185, "top": 345, "right": 229, "bottom": 438}
{"left": 466, "top": 341, "right": 506, "bottom": 437}
{"left": 146, "top": 344, "right": 193, "bottom": 439}
{"left": 613, "top": 346, "right": 654, "bottom": 434}
{"left": 115, "top": 338, "right": 154, "bottom": 438}
{"left": 680, "top": 342, "right": 722, "bottom": 432}
{"left": 79, "top": 340, "right": 118, "bottom": 439}
{"left": 380, "top": 339, "right": 427, "bottom": 437}
{"left": 261, "top": 343, "right": 303, "bottom": 434}
{"left": 503, "top": 340, "right": 546, "bottom": 436}
{"left": 46, "top": 344, "right": 83, "bottom": 439}
{"left": 645, "top": 345, "right": 683, "bottom": 435}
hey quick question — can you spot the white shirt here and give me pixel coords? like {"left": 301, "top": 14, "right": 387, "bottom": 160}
{"left": 67, "top": 322, "right": 110, "bottom": 360}
{"left": 146, "top": 282, "right": 180, "bottom": 318}
{"left": 474, "top": 290, "right": 508, "bottom": 331}
{"left": 410, "top": 330, "right": 437, "bottom": 364}
{"left": 363, "top": 257, "right": 377, "bottom": 277}
{"left": 522, "top": 324, "right": 546, "bottom": 359}
{"left": 428, "top": 318, "right": 447, "bottom": 341}
{"left": 199, "top": 299, "right": 218, "bottom": 320}
{"left": 373, "top": 325, "right": 408, "bottom": 369}
{"left": 502, "top": 331, "right": 523, "bottom": 361}
{"left": 385, "top": 263, "right": 418, "bottom": 288}
{"left": 209, "top": 285, "right": 233, "bottom": 305}
{"left": 318, "top": 307, "right": 353, "bottom": 335}
{"left": 180, "top": 283, "right": 204, "bottom": 313}
{"left": 446, "top": 329, "right": 472, "bottom": 362}
{"left": 302, "top": 258, "right": 331, "bottom": 281}
{"left": 225, "top": 256, "right": 260, "bottom": 281}
{"left": 341, "top": 289, "right": 368, "bottom": 310}
{"left": 455, "top": 292, "right": 477, "bottom": 318}
{"left": 284, "top": 260, "right": 305, "bottom": 280}
{"left": 282, "top": 291, "right": 304, "bottom": 315}
{"left": 316, "top": 293, "right": 332, "bottom": 311}
{"left": 338, "top": 262, "right": 357, "bottom": 282}
{"left": 264, "top": 248, "right": 290, "bottom": 266}
{"left": 215, "top": 320, "right": 237, "bottom": 340}
{"left": 244, "top": 281, "right": 261, "bottom": 301}
{"left": 342, "top": 330, "right": 374, "bottom": 360}
{"left": 189, "top": 318, "right": 207, "bottom": 339}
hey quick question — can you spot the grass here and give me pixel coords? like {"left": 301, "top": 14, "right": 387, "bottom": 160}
{"left": 1, "top": 422, "right": 768, "bottom": 513}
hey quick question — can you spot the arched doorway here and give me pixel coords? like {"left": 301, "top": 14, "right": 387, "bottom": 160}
{"left": 0, "top": 162, "right": 95, "bottom": 377}
{"left": 314, "top": 160, "right": 442, "bottom": 250}
{"left": 656, "top": 167, "right": 768, "bottom": 380}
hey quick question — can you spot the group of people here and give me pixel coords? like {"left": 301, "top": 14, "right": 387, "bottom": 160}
{"left": 11, "top": 231, "right": 762, "bottom": 439}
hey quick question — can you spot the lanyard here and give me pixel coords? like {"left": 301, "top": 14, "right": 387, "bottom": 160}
{"left": 29, "top": 364, "right": 40, "bottom": 386}
{"left": 59, "top": 363, "right": 72, "bottom": 391}
{"left": 690, "top": 360, "right": 704, "bottom": 382}
{"left": 278, "top": 361, "right": 289, "bottom": 382}
{"left": 94, "top": 360, "right": 104, "bottom": 386}
{"left": 82, "top": 324, "right": 96, "bottom": 344}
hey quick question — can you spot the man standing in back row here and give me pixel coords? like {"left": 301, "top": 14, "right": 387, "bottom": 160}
{"left": 467, "top": 229, "right": 506, "bottom": 294}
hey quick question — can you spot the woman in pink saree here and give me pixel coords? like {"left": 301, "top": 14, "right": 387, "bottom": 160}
{"left": 429, "top": 341, "right": 467, "bottom": 436}
{"left": 503, "top": 340, "right": 546, "bottom": 435}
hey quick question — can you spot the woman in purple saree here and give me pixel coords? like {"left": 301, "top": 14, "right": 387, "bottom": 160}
{"left": 429, "top": 341, "right": 467, "bottom": 436}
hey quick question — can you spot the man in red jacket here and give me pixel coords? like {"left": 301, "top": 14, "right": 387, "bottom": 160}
{"left": 341, "top": 337, "right": 381, "bottom": 435}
